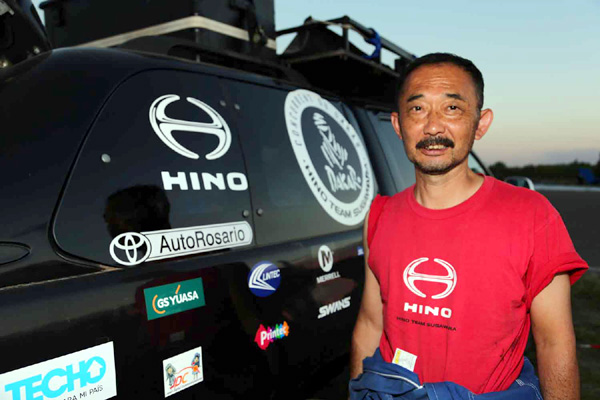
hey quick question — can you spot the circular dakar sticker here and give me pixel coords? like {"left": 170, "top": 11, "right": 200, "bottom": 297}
{"left": 284, "top": 89, "right": 375, "bottom": 226}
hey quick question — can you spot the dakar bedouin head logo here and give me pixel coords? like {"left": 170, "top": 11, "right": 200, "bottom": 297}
{"left": 284, "top": 89, "right": 375, "bottom": 226}
{"left": 149, "top": 94, "right": 232, "bottom": 160}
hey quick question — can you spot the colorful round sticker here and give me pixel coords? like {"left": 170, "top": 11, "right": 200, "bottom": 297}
{"left": 248, "top": 261, "right": 281, "bottom": 297}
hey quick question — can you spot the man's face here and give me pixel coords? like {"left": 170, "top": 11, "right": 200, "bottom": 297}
{"left": 392, "top": 63, "right": 488, "bottom": 175}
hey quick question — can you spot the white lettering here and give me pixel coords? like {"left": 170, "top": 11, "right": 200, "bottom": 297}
{"left": 318, "top": 296, "right": 351, "bottom": 319}
{"left": 403, "top": 302, "right": 452, "bottom": 319}
{"left": 424, "top": 306, "right": 439, "bottom": 316}
{"left": 404, "top": 303, "right": 418, "bottom": 313}
{"left": 161, "top": 171, "right": 188, "bottom": 190}
{"left": 227, "top": 172, "right": 249, "bottom": 191}
{"left": 161, "top": 171, "right": 249, "bottom": 191}
{"left": 325, "top": 165, "right": 361, "bottom": 193}
{"left": 202, "top": 172, "right": 226, "bottom": 190}
{"left": 189, "top": 172, "right": 201, "bottom": 190}
{"left": 316, "top": 271, "right": 341, "bottom": 284}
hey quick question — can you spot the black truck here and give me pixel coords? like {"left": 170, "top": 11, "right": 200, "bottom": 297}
{"left": 0, "top": 1, "right": 492, "bottom": 399}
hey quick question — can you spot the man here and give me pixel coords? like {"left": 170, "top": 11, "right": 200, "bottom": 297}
{"left": 350, "top": 53, "right": 587, "bottom": 400}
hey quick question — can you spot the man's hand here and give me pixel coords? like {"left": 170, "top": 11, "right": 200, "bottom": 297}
{"left": 531, "top": 273, "right": 580, "bottom": 400}
{"left": 350, "top": 210, "right": 384, "bottom": 379}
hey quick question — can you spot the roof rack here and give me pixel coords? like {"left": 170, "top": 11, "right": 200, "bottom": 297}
{"left": 278, "top": 16, "right": 417, "bottom": 108}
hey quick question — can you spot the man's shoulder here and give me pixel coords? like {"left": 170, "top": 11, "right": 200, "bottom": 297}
{"left": 489, "top": 177, "right": 556, "bottom": 216}
{"left": 371, "top": 186, "right": 413, "bottom": 208}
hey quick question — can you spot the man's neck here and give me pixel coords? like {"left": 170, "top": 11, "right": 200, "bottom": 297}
{"left": 413, "top": 164, "right": 485, "bottom": 210}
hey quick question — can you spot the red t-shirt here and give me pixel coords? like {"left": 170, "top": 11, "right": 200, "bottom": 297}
{"left": 368, "top": 176, "right": 587, "bottom": 394}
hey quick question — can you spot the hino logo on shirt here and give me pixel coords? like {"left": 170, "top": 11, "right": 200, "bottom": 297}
{"left": 109, "top": 221, "right": 253, "bottom": 266}
{"left": 149, "top": 94, "right": 231, "bottom": 160}
{"left": 403, "top": 257, "right": 457, "bottom": 319}
{"left": 318, "top": 296, "right": 351, "bottom": 319}
{"left": 403, "top": 257, "right": 457, "bottom": 299}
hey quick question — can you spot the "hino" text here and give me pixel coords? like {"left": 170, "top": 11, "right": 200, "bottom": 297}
{"left": 161, "top": 171, "right": 248, "bottom": 191}
{"left": 404, "top": 302, "right": 452, "bottom": 319}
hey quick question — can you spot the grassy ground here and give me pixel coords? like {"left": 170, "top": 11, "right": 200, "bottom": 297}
{"left": 525, "top": 271, "right": 600, "bottom": 399}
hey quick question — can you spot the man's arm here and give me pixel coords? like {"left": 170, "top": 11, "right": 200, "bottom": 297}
{"left": 350, "top": 210, "right": 384, "bottom": 379}
{"left": 530, "top": 273, "right": 579, "bottom": 400}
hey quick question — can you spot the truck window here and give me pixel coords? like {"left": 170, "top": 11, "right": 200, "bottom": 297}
{"left": 367, "top": 111, "right": 416, "bottom": 190}
{"left": 468, "top": 153, "right": 487, "bottom": 175}
{"left": 53, "top": 70, "right": 254, "bottom": 267}
{"left": 226, "top": 83, "right": 376, "bottom": 245}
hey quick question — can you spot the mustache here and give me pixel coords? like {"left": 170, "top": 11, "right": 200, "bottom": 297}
{"left": 416, "top": 137, "right": 455, "bottom": 149}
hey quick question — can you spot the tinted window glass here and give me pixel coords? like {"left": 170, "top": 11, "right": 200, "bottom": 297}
{"left": 227, "top": 83, "right": 376, "bottom": 245}
{"left": 368, "top": 111, "right": 416, "bottom": 190}
{"left": 468, "top": 153, "right": 486, "bottom": 175}
{"left": 54, "top": 70, "right": 254, "bottom": 267}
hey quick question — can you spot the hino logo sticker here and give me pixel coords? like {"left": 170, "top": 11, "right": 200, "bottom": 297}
{"left": 285, "top": 90, "right": 375, "bottom": 226}
{"left": 403, "top": 257, "right": 457, "bottom": 299}
{"left": 109, "top": 221, "right": 253, "bottom": 266}
{"left": 0, "top": 342, "right": 116, "bottom": 400}
{"left": 144, "top": 278, "right": 206, "bottom": 321}
{"left": 318, "top": 296, "right": 351, "bottom": 319}
{"left": 248, "top": 261, "right": 281, "bottom": 297}
{"left": 149, "top": 94, "right": 231, "bottom": 160}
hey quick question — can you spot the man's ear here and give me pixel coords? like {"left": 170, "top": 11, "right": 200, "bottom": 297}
{"left": 475, "top": 108, "right": 494, "bottom": 140}
{"left": 391, "top": 112, "right": 403, "bottom": 140}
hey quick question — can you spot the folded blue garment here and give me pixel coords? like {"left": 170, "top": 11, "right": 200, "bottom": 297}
{"left": 350, "top": 350, "right": 543, "bottom": 400}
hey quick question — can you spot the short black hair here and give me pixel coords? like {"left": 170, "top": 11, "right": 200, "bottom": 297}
{"left": 396, "top": 53, "right": 484, "bottom": 111}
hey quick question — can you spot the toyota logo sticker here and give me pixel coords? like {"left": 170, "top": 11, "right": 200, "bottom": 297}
{"left": 403, "top": 257, "right": 457, "bottom": 299}
{"left": 109, "top": 232, "right": 152, "bottom": 266}
{"left": 284, "top": 90, "right": 375, "bottom": 226}
{"left": 149, "top": 94, "right": 232, "bottom": 160}
{"left": 109, "top": 221, "right": 253, "bottom": 266}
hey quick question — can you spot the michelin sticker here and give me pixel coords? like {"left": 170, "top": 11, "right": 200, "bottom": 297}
{"left": 163, "top": 347, "right": 203, "bottom": 397}
{"left": 284, "top": 90, "right": 375, "bottom": 226}
{"left": 109, "top": 221, "right": 253, "bottom": 266}
{"left": 248, "top": 261, "right": 281, "bottom": 297}
{"left": 0, "top": 342, "right": 116, "bottom": 400}
{"left": 144, "top": 278, "right": 206, "bottom": 321}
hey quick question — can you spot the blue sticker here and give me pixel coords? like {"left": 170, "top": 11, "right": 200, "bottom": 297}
{"left": 357, "top": 246, "right": 364, "bottom": 256}
{"left": 248, "top": 261, "right": 281, "bottom": 297}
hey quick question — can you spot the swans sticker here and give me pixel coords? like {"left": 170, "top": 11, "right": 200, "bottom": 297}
{"left": 149, "top": 94, "right": 232, "bottom": 160}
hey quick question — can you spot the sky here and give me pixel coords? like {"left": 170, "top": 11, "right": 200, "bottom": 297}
{"left": 32, "top": 0, "right": 600, "bottom": 167}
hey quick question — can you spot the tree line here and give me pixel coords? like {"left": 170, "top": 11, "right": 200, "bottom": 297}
{"left": 489, "top": 155, "right": 600, "bottom": 185}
